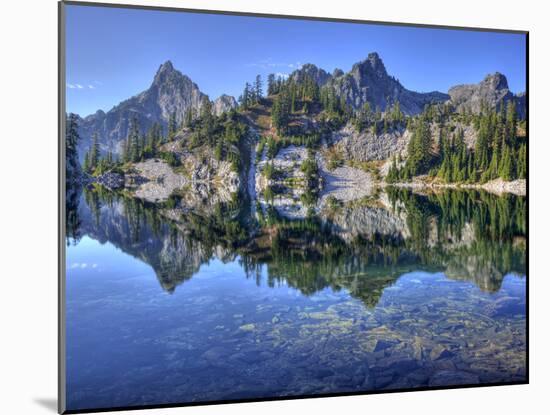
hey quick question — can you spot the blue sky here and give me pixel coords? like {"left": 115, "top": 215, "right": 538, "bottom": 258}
{"left": 66, "top": 4, "right": 526, "bottom": 117}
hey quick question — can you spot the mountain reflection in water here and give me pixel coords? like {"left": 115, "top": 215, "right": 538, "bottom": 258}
{"left": 65, "top": 185, "right": 526, "bottom": 411}
{"left": 67, "top": 186, "right": 526, "bottom": 300}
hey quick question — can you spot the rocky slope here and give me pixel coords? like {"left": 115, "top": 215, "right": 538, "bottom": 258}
{"left": 331, "top": 123, "right": 411, "bottom": 162}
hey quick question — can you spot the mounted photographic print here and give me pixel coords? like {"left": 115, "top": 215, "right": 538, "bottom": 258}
{"left": 59, "top": 1, "right": 528, "bottom": 413}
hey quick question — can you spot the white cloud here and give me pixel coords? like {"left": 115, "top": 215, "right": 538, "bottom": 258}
{"left": 67, "top": 82, "right": 98, "bottom": 90}
{"left": 247, "top": 58, "right": 303, "bottom": 70}
{"left": 69, "top": 262, "right": 99, "bottom": 269}
{"left": 288, "top": 62, "right": 303, "bottom": 69}
{"left": 275, "top": 72, "right": 290, "bottom": 79}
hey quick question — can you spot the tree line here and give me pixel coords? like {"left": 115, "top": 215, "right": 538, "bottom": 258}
{"left": 74, "top": 93, "right": 250, "bottom": 176}
{"left": 386, "top": 101, "right": 526, "bottom": 184}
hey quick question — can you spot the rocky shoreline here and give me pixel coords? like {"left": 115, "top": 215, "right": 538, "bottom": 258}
{"left": 387, "top": 177, "right": 526, "bottom": 197}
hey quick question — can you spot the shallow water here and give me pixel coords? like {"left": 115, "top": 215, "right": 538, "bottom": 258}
{"left": 65, "top": 187, "right": 526, "bottom": 411}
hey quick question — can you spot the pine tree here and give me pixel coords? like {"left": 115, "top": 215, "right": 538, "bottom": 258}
{"left": 66, "top": 113, "right": 80, "bottom": 158}
{"left": 391, "top": 100, "right": 403, "bottom": 124}
{"left": 200, "top": 96, "right": 213, "bottom": 120}
{"left": 499, "top": 143, "right": 514, "bottom": 181}
{"left": 239, "top": 83, "right": 252, "bottom": 110}
{"left": 267, "top": 73, "right": 276, "bottom": 95}
{"left": 168, "top": 111, "right": 177, "bottom": 141}
{"left": 386, "top": 155, "right": 399, "bottom": 183}
{"left": 517, "top": 143, "right": 527, "bottom": 179}
{"left": 405, "top": 115, "right": 433, "bottom": 176}
{"left": 254, "top": 74, "right": 263, "bottom": 103}
{"left": 89, "top": 132, "right": 100, "bottom": 171}
{"left": 271, "top": 93, "right": 290, "bottom": 135}
{"left": 506, "top": 100, "right": 517, "bottom": 141}
{"left": 83, "top": 151, "right": 90, "bottom": 173}
{"left": 485, "top": 145, "right": 500, "bottom": 181}
{"left": 128, "top": 117, "right": 141, "bottom": 163}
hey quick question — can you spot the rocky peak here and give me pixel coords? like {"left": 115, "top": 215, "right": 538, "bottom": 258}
{"left": 289, "top": 63, "right": 332, "bottom": 86}
{"left": 448, "top": 72, "right": 524, "bottom": 117}
{"left": 213, "top": 94, "right": 238, "bottom": 116}
{"left": 332, "top": 68, "right": 344, "bottom": 78}
{"left": 327, "top": 52, "right": 448, "bottom": 115}
{"left": 153, "top": 60, "right": 176, "bottom": 83}
{"left": 352, "top": 52, "right": 388, "bottom": 78}
{"left": 76, "top": 60, "right": 208, "bottom": 157}
{"left": 482, "top": 72, "right": 509, "bottom": 90}
{"left": 367, "top": 52, "right": 386, "bottom": 72}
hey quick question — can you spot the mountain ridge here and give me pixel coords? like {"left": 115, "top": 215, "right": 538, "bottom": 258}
{"left": 74, "top": 53, "right": 526, "bottom": 157}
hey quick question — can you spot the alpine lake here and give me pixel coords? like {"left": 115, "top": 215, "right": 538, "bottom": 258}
{"left": 65, "top": 184, "right": 527, "bottom": 411}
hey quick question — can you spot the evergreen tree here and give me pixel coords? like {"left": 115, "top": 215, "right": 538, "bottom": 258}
{"left": 82, "top": 152, "right": 90, "bottom": 173}
{"left": 517, "top": 143, "right": 527, "bottom": 179}
{"left": 66, "top": 113, "right": 80, "bottom": 159}
{"left": 239, "top": 82, "right": 253, "bottom": 110}
{"left": 499, "top": 143, "right": 514, "bottom": 180}
{"left": 254, "top": 74, "right": 263, "bottom": 103}
{"left": 89, "top": 132, "right": 100, "bottom": 171}
{"left": 200, "top": 96, "right": 213, "bottom": 120}
{"left": 168, "top": 111, "right": 177, "bottom": 141}
{"left": 267, "top": 73, "right": 276, "bottom": 95}
{"left": 506, "top": 100, "right": 517, "bottom": 141}
{"left": 386, "top": 155, "right": 400, "bottom": 183}
{"left": 405, "top": 115, "right": 433, "bottom": 176}
{"left": 128, "top": 116, "right": 141, "bottom": 162}
{"left": 271, "top": 92, "right": 290, "bottom": 135}
{"left": 391, "top": 100, "right": 403, "bottom": 124}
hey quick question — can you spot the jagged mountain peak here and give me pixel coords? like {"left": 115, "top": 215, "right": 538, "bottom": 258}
{"left": 449, "top": 72, "right": 524, "bottom": 117}
{"left": 77, "top": 61, "right": 207, "bottom": 157}
{"left": 152, "top": 60, "right": 186, "bottom": 86}
{"left": 157, "top": 60, "right": 175, "bottom": 74}
{"left": 332, "top": 68, "right": 344, "bottom": 78}
{"left": 327, "top": 52, "right": 448, "bottom": 115}
{"left": 352, "top": 52, "right": 388, "bottom": 77}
